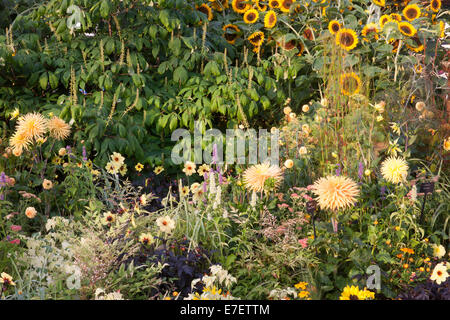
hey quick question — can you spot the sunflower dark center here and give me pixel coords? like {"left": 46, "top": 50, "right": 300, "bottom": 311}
{"left": 247, "top": 12, "right": 256, "bottom": 21}
{"left": 342, "top": 76, "right": 358, "bottom": 92}
{"left": 340, "top": 32, "right": 354, "bottom": 46}
{"left": 225, "top": 33, "right": 237, "bottom": 41}
{"left": 406, "top": 8, "right": 417, "bottom": 19}
{"left": 284, "top": 40, "right": 296, "bottom": 50}
{"left": 251, "top": 34, "right": 262, "bottom": 42}
{"left": 349, "top": 295, "right": 360, "bottom": 300}
{"left": 236, "top": 0, "right": 246, "bottom": 9}
{"left": 283, "top": 0, "right": 293, "bottom": 8}
{"left": 269, "top": 14, "right": 275, "bottom": 24}
{"left": 400, "top": 25, "right": 412, "bottom": 34}
{"left": 332, "top": 23, "right": 340, "bottom": 32}
{"left": 199, "top": 6, "right": 208, "bottom": 15}
{"left": 304, "top": 29, "right": 313, "bottom": 40}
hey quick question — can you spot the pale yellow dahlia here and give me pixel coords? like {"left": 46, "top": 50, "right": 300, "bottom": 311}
{"left": 380, "top": 156, "right": 408, "bottom": 184}
{"left": 312, "top": 175, "right": 359, "bottom": 212}
{"left": 243, "top": 162, "right": 283, "bottom": 193}
{"left": 47, "top": 116, "right": 71, "bottom": 140}
{"left": 42, "top": 179, "right": 53, "bottom": 190}
{"left": 15, "top": 112, "right": 48, "bottom": 141}
{"left": 9, "top": 130, "right": 32, "bottom": 153}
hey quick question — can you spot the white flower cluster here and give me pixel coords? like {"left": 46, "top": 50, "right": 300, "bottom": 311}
{"left": 94, "top": 288, "right": 125, "bottom": 300}
{"left": 185, "top": 265, "right": 238, "bottom": 300}
{"left": 16, "top": 229, "right": 79, "bottom": 296}
{"left": 209, "top": 264, "right": 237, "bottom": 288}
{"left": 268, "top": 287, "right": 298, "bottom": 300}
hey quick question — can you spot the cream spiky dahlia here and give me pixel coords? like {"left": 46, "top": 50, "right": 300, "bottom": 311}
{"left": 380, "top": 156, "right": 408, "bottom": 184}
{"left": 9, "top": 130, "right": 32, "bottom": 153}
{"left": 312, "top": 175, "right": 359, "bottom": 212}
{"left": 47, "top": 116, "right": 71, "bottom": 140}
{"left": 15, "top": 112, "right": 48, "bottom": 141}
{"left": 243, "top": 162, "right": 283, "bottom": 193}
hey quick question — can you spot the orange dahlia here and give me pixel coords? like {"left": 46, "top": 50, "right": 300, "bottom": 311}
{"left": 312, "top": 175, "right": 360, "bottom": 211}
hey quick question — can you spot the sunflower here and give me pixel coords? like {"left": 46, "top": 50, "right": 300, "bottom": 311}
{"left": 373, "top": 0, "right": 385, "bottom": 6}
{"left": 379, "top": 14, "right": 391, "bottom": 28}
{"left": 389, "top": 39, "right": 400, "bottom": 52}
{"left": 268, "top": 0, "right": 281, "bottom": 8}
{"left": 340, "top": 286, "right": 375, "bottom": 300}
{"left": 211, "top": 0, "right": 229, "bottom": 11}
{"left": 243, "top": 162, "right": 283, "bottom": 193}
{"left": 280, "top": 0, "right": 295, "bottom": 13}
{"left": 439, "top": 20, "right": 445, "bottom": 38}
{"left": 303, "top": 28, "right": 314, "bottom": 40}
{"left": 430, "top": 0, "right": 441, "bottom": 12}
{"left": 47, "top": 116, "right": 71, "bottom": 140}
{"left": 328, "top": 20, "right": 341, "bottom": 35}
{"left": 15, "top": 112, "right": 47, "bottom": 141}
{"left": 223, "top": 24, "right": 240, "bottom": 44}
{"left": 280, "top": 38, "right": 297, "bottom": 50}
{"left": 380, "top": 156, "right": 409, "bottom": 184}
{"left": 232, "top": 0, "right": 250, "bottom": 13}
{"left": 336, "top": 28, "right": 358, "bottom": 51}
{"left": 197, "top": 4, "right": 214, "bottom": 21}
{"left": 253, "top": 0, "right": 267, "bottom": 11}
{"left": 264, "top": 10, "right": 277, "bottom": 29}
{"left": 398, "top": 21, "right": 417, "bottom": 36}
{"left": 403, "top": 4, "right": 421, "bottom": 21}
{"left": 243, "top": 8, "right": 259, "bottom": 23}
{"left": 312, "top": 175, "right": 360, "bottom": 212}
{"left": 390, "top": 13, "right": 402, "bottom": 22}
{"left": 296, "top": 41, "right": 305, "bottom": 56}
{"left": 340, "top": 72, "right": 362, "bottom": 96}
{"left": 248, "top": 31, "right": 265, "bottom": 46}
{"left": 362, "top": 23, "right": 379, "bottom": 41}
{"left": 405, "top": 37, "right": 424, "bottom": 52}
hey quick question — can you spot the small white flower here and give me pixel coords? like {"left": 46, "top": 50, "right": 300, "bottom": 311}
{"left": 156, "top": 216, "right": 176, "bottom": 233}
{"left": 433, "top": 244, "right": 446, "bottom": 259}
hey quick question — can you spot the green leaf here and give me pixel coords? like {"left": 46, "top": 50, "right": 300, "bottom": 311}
{"left": 48, "top": 72, "right": 58, "bottom": 89}
{"left": 100, "top": 0, "right": 110, "bottom": 18}
{"left": 173, "top": 66, "right": 188, "bottom": 84}
{"left": 39, "top": 72, "right": 48, "bottom": 90}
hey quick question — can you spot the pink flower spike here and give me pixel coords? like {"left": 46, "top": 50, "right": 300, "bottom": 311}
{"left": 9, "top": 238, "right": 20, "bottom": 245}
{"left": 11, "top": 225, "right": 22, "bottom": 232}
